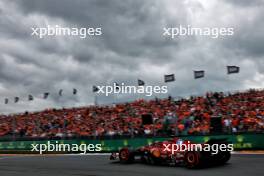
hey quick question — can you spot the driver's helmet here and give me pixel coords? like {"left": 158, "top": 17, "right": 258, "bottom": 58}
{"left": 176, "top": 139, "right": 183, "bottom": 145}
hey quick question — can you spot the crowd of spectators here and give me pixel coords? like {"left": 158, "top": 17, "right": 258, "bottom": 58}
{"left": 0, "top": 89, "right": 263, "bottom": 139}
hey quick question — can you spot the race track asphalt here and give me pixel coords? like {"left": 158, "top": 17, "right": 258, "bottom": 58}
{"left": 0, "top": 154, "right": 263, "bottom": 176}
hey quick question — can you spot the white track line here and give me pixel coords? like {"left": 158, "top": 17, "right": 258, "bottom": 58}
{"left": 67, "top": 153, "right": 110, "bottom": 156}
{"left": 0, "top": 156, "right": 29, "bottom": 160}
{"left": 231, "top": 152, "right": 264, "bottom": 155}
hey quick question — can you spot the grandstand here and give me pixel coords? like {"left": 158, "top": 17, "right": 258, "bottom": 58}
{"left": 0, "top": 89, "right": 263, "bottom": 140}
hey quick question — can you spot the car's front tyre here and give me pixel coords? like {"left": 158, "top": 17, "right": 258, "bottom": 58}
{"left": 184, "top": 151, "right": 201, "bottom": 169}
{"left": 119, "top": 148, "right": 135, "bottom": 164}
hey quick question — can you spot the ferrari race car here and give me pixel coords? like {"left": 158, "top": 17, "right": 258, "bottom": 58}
{"left": 110, "top": 138, "right": 231, "bottom": 168}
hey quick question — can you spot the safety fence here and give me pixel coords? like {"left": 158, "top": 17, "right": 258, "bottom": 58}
{"left": 0, "top": 133, "right": 263, "bottom": 152}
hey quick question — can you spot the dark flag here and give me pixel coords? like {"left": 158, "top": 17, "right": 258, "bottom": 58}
{"left": 59, "top": 89, "right": 63, "bottom": 96}
{"left": 138, "top": 79, "right": 145, "bottom": 86}
{"left": 194, "top": 70, "right": 205, "bottom": 79}
{"left": 43, "top": 92, "right": 49, "bottom": 99}
{"left": 227, "top": 66, "right": 240, "bottom": 74}
{"left": 73, "top": 88, "right": 77, "bottom": 95}
{"left": 4, "top": 98, "right": 8, "bottom": 104}
{"left": 114, "top": 82, "right": 120, "bottom": 91}
{"left": 93, "top": 86, "right": 99, "bottom": 92}
{"left": 164, "top": 74, "right": 175, "bottom": 83}
{"left": 14, "top": 97, "right": 19, "bottom": 103}
{"left": 28, "top": 95, "right": 34, "bottom": 101}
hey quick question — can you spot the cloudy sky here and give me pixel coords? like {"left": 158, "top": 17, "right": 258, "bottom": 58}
{"left": 0, "top": 0, "right": 264, "bottom": 114}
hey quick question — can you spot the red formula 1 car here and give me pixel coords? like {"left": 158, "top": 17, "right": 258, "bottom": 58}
{"left": 110, "top": 138, "right": 231, "bottom": 168}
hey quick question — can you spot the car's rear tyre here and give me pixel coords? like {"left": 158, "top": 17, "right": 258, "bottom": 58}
{"left": 184, "top": 151, "right": 201, "bottom": 169}
{"left": 119, "top": 148, "right": 134, "bottom": 164}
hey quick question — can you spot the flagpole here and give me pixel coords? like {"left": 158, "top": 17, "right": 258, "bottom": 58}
{"left": 114, "top": 93, "right": 117, "bottom": 105}
{"left": 136, "top": 81, "right": 141, "bottom": 102}
{"left": 94, "top": 94, "right": 98, "bottom": 106}
{"left": 12, "top": 115, "right": 16, "bottom": 141}
{"left": 167, "top": 82, "right": 172, "bottom": 100}
{"left": 93, "top": 86, "right": 99, "bottom": 106}
{"left": 167, "top": 81, "right": 178, "bottom": 136}
{"left": 113, "top": 83, "right": 120, "bottom": 105}
{"left": 164, "top": 74, "right": 175, "bottom": 137}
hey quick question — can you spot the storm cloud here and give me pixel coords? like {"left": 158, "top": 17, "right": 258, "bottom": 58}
{"left": 0, "top": 0, "right": 263, "bottom": 114}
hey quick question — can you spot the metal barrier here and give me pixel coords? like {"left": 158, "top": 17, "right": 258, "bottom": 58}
{"left": 0, "top": 133, "right": 263, "bottom": 152}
